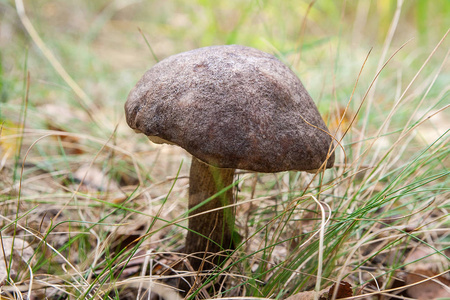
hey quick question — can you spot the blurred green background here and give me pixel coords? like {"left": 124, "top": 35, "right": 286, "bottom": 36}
{"left": 1, "top": 0, "right": 449, "bottom": 133}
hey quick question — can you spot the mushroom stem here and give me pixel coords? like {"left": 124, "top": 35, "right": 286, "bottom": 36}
{"left": 185, "top": 158, "right": 236, "bottom": 271}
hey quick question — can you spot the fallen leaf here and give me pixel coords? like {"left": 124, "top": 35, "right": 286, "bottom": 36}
{"left": 286, "top": 282, "right": 352, "bottom": 300}
{"left": 324, "top": 106, "right": 354, "bottom": 137}
{"left": 415, "top": 109, "right": 450, "bottom": 145}
{"left": 73, "top": 164, "right": 119, "bottom": 192}
{"left": 286, "top": 290, "right": 324, "bottom": 300}
{"left": 325, "top": 281, "right": 353, "bottom": 299}
{"left": 48, "top": 124, "right": 85, "bottom": 155}
{"left": 405, "top": 269, "right": 450, "bottom": 300}
{"left": 0, "top": 236, "right": 34, "bottom": 284}
{"left": 0, "top": 120, "right": 23, "bottom": 163}
{"left": 404, "top": 246, "right": 449, "bottom": 273}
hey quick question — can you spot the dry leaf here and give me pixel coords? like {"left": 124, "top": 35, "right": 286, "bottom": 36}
{"left": 0, "top": 236, "right": 34, "bottom": 283}
{"left": 73, "top": 164, "right": 119, "bottom": 192}
{"left": 41, "top": 103, "right": 87, "bottom": 127}
{"left": 405, "top": 269, "right": 450, "bottom": 299}
{"left": 404, "top": 246, "right": 449, "bottom": 273}
{"left": 48, "top": 124, "right": 85, "bottom": 155}
{"left": 415, "top": 109, "right": 450, "bottom": 145}
{"left": 285, "top": 290, "right": 324, "bottom": 300}
{"left": 286, "top": 282, "right": 352, "bottom": 300}
{"left": 325, "top": 281, "right": 353, "bottom": 299}
{"left": 41, "top": 104, "right": 88, "bottom": 155}
{"left": 0, "top": 120, "right": 23, "bottom": 163}
{"left": 324, "top": 106, "right": 354, "bottom": 136}
{"left": 401, "top": 246, "right": 450, "bottom": 299}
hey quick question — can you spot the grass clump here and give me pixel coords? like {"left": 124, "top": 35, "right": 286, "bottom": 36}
{"left": 1, "top": 0, "right": 449, "bottom": 299}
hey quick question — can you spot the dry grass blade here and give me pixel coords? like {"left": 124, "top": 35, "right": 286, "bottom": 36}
{"left": 1, "top": 1, "right": 448, "bottom": 299}
{"left": 14, "top": 0, "right": 108, "bottom": 129}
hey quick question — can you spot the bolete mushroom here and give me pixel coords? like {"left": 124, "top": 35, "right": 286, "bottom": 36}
{"left": 125, "top": 45, "right": 334, "bottom": 272}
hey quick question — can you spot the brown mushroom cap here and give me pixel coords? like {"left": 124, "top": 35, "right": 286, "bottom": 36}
{"left": 125, "top": 45, "right": 335, "bottom": 173}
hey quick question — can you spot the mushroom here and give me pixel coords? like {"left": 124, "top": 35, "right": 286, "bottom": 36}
{"left": 125, "top": 45, "right": 334, "bottom": 272}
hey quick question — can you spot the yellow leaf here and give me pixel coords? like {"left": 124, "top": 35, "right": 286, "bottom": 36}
{"left": 0, "top": 119, "right": 23, "bottom": 161}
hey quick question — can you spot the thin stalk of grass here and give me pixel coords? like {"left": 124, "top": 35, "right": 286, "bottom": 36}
{"left": 292, "top": 0, "right": 317, "bottom": 69}
{"left": 1, "top": 128, "right": 145, "bottom": 195}
{"left": 364, "top": 30, "right": 449, "bottom": 183}
{"left": 7, "top": 129, "right": 151, "bottom": 298}
{"left": 12, "top": 60, "right": 29, "bottom": 183}
{"left": 81, "top": 162, "right": 184, "bottom": 299}
{"left": 14, "top": 0, "right": 108, "bottom": 131}
{"left": 188, "top": 197, "right": 301, "bottom": 297}
{"left": 342, "top": 39, "right": 412, "bottom": 178}
{"left": 402, "top": 48, "right": 449, "bottom": 135}
{"left": 84, "top": 0, "right": 142, "bottom": 44}
{"left": 138, "top": 28, "right": 159, "bottom": 63}
{"left": 0, "top": 215, "right": 90, "bottom": 296}
{"left": 311, "top": 196, "right": 329, "bottom": 300}
{"left": 7, "top": 70, "right": 30, "bottom": 288}
{"left": 359, "top": 0, "right": 404, "bottom": 148}
{"left": 206, "top": 195, "right": 331, "bottom": 297}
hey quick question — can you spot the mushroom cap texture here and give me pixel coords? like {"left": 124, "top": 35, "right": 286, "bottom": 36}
{"left": 125, "top": 45, "right": 335, "bottom": 172}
